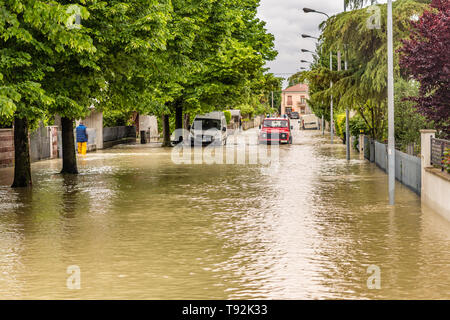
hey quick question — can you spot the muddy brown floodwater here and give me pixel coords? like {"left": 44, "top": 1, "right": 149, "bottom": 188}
{"left": 0, "top": 130, "right": 449, "bottom": 299}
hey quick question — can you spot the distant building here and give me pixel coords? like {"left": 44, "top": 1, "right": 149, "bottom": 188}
{"left": 281, "top": 83, "right": 310, "bottom": 116}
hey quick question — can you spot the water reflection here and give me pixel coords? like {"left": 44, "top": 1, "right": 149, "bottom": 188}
{"left": 0, "top": 130, "right": 449, "bottom": 299}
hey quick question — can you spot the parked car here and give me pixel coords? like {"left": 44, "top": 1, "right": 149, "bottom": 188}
{"left": 301, "top": 114, "right": 320, "bottom": 130}
{"left": 258, "top": 117, "right": 293, "bottom": 144}
{"left": 189, "top": 111, "right": 228, "bottom": 146}
{"left": 290, "top": 112, "right": 300, "bottom": 119}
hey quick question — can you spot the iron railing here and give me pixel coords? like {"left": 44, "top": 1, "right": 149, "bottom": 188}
{"left": 431, "top": 137, "right": 450, "bottom": 171}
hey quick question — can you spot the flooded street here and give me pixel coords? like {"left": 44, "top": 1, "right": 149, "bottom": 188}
{"left": 0, "top": 130, "right": 449, "bottom": 299}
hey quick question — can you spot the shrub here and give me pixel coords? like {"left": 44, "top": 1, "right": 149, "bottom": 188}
{"left": 224, "top": 110, "right": 231, "bottom": 124}
{"left": 349, "top": 115, "right": 368, "bottom": 137}
{"left": 444, "top": 148, "right": 450, "bottom": 174}
{"left": 335, "top": 113, "right": 346, "bottom": 140}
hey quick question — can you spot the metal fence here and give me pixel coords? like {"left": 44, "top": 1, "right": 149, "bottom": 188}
{"left": 431, "top": 137, "right": 450, "bottom": 172}
{"left": 369, "top": 139, "right": 422, "bottom": 195}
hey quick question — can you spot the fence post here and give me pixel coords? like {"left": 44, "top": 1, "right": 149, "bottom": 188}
{"left": 359, "top": 134, "right": 365, "bottom": 160}
{"left": 370, "top": 139, "right": 375, "bottom": 163}
{"left": 420, "top": 130, "right": 436, "bottom": 168}
{"left": 420, "top": 129, "right": 436, "bottom": 195}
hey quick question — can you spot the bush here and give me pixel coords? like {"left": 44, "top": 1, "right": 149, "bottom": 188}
{"left": 335, "top": 113, "right": 346, "bottom": 140}
{"left": 224, "top": 110, "right": 231, "bottom": 124}
{"left": 237, "top": 103, "right": 255, "bottom": 118}
{"left": 349, "top": 115, "right": 368, "bottom": 137}
{"left": 103, "top": 110, "right": 133, "bottom": 127}
{"left": 444, "top": 148, "right": 450, "bottom": 174}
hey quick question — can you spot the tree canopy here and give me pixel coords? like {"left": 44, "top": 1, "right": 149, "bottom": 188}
{"left": 292, "top": 0, "right": 429, "bottom": 140}
{"left": 399, "top": 0, "right": 449, "bottom": 137}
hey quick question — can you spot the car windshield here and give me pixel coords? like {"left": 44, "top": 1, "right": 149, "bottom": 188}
{"left": 263, "top": 120, "right": 288, "bottom": 128}
{"left": 193, "top": 119, "right": 221, "bottom": 130}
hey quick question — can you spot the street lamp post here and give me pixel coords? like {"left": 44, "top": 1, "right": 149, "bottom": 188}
{"left": 302, "top": 9, "right": 333, "bottom": 144}
{"left": 345, "top": 45, "right": 350, "bottom": 160}
{"left": 387, "top": 0, "right": 395, "bottom": 205}
{"left": 344, "top": 5, "right": 350, "bottom": 161}
{"left": 330, "top": 51, "right": 334, "bottom": 144}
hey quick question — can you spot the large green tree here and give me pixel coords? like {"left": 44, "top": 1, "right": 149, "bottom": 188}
{"left": 159, "top": 0, "right": 277, "bottom": 146}
{"left": 297, "top": 0, "right": 428, "bottom": 140}
{"left": 0, "top": 0, "right": 95, "bottom": 186}
{"left": 49, "top": 0, "right": 171, "bottom": 173}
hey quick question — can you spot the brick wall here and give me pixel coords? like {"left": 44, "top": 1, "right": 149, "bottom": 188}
{"left": 50, "top": 126, "right": 58, "bottom": 159}
{"left": 0, "top": 129, "right": 14, "bottom": 168}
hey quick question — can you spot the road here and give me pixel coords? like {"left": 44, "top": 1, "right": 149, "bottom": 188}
{"left": 0, "top": 129, "right": 449, "bottom": 299}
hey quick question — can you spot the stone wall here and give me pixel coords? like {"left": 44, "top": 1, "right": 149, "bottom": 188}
{"left": 0, "top": 129, "right": 14, "bottom": 168}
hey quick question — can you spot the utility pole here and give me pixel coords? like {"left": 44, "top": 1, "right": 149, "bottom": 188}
{"left": 387, "top": 0, "right": 395, "bottom": 205}
{"left": 345, "top": 49, "right": 350, "bottom": 160}
{"left": 330, "top": 51, "right": 333, "bottom": 144}
{"left": 271, "top": 91, "right": 274, "bottom": 109}
{"left": 344, "top": 4, "right": 350, "bottom": 161}
{"left": 322, "top": 114, "right": 324, "bottom": 135}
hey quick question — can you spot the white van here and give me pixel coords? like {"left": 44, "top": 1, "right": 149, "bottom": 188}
{"left": 189, "top": 111, "right": 228, "bottom": 146}
{"left": 301, "top": 114, "right": 320, "bottom": 130}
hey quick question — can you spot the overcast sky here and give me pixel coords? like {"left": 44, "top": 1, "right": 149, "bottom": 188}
{"left": 257, "top": 0, "right": 389, "bottom": 88}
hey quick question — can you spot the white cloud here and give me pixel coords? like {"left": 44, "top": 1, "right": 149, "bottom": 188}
{"left": 257, "top": 0, "right": 389, "bottom": 88}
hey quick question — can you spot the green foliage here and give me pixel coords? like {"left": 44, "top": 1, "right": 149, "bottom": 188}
{"left": 103, "top": 109, "right": 134, "bottom": 128}
{"left": 1, "top": 0, "right": 276, "bottom": 136}
{"left": 394, "top": 78, "right": 433, "bottom": 152}
{"left": 335, "top": 113, "right": 347, "bottom": 140}
{"left": 298, "top": 0, "right": 428, "bottom": 140}
{"left": 0, "top": 1, "right": 96, "bottom": 126}
{"left": 444, "top": 148, "right": 450, "bottom": 174}
{"left": 237, "top": 103, "right": 254, "bottom": 118}
{"left": 224, "top": 110, "right": 231, "bottom": 124}
{"left": 349, "top": 114, "right": 368, "bottom": 137}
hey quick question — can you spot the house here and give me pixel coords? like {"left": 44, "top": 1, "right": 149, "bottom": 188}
{"left": 281, "top": 83, "right": 311, "bottom": 116}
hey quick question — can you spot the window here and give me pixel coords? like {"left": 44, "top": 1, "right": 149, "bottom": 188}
{"left": 263, "top": 120, "right": 288, "bottom": 128}
{"left": 301, "top": 96, "right": 306, "bottom": 104}
{"left": 288, "top": 96, "right": 292, "bottom": 106}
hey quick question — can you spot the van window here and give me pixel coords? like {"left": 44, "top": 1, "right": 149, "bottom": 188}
{"left": 193, "top": 119, "right": 221, "bottom": 130}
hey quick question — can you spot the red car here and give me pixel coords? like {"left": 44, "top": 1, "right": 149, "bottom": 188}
{"left": 258, "top": 117, "right": 293, "bottom": 144}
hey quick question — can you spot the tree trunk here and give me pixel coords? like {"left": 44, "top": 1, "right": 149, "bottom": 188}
{"left": 60, "top": 117, "right": 78, "bottom": 174}
{"left": 175, "top": 106, "right": 183, "bottom": 130}
{"left": 161, "top": 114, "right": 172, "bottom": 147}
{"left": 183, "top": 113, "right": 190, "bottom": 142}
{"left": 175, "top": 106, "right": 183, "bottom": 143}
{"left": 12, "top": 116, "right": 32, "bottom": 188}
{"left": 183, "top": 113, "right": 190, "bottom": 131}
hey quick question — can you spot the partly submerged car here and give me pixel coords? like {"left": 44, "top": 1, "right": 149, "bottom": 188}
{"left": 189, "top": 111, "right": 228, "bottom": 146}
{"left": 258, "top": 117, "right": 293, "bottom": 144}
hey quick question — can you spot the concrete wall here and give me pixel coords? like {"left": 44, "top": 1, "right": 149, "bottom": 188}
{"left": 77, "top": 110, "right": 103, "bottom": 150}
{"left": 421, "top": 130, "right": 450, "bottom": 221}
{"left": 0, "top": 129, "right": 14, "bottom": 168}
{"left": 139, "top": 115, "right": 159, "bottom": 142}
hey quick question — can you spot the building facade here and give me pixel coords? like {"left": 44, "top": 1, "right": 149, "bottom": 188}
{"left": 281, "top": 83, "right": 310, "bottom": 116}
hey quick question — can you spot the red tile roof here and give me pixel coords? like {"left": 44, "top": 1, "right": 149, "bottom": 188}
{"left": 283, "top": 83, "right": 309, "bottom": 92}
